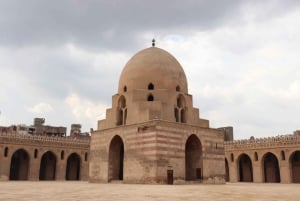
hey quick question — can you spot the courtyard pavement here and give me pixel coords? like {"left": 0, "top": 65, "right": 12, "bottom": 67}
{"left": 0, "top": 181, "right": 299, "bottom": 201}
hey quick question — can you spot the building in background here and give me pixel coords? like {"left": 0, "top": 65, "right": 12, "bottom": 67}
{"left": 0, "top": 119, "right": 90, "bottom": 181}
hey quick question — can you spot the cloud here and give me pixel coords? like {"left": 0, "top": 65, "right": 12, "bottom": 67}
{"left": 65, "top": 92, "right": 108, "bottom": 123}
{"left": 27, "top": 102, "right": 53, "bottom": 114}
{"left": 1, "top": 0, "right": 300, "bottom": 139}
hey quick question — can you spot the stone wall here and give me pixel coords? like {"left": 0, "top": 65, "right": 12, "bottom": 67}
{"left": 224, "top": 134, "right": 300, "bottom": 183}
{"left": 0, "top": 132, "right": 90, "bottom": 181}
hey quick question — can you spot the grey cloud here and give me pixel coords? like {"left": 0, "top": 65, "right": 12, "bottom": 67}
{"left": 0, "top": 0, "right": 246, "bottom": 50}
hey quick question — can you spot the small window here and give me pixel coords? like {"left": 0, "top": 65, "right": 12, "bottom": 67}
{"left": 281, "top": 150, "right": 285, "bottom": 160}
{"left": 254, "top": 152, "right": 258, "bottom": 161}
{"left": 230, "top": 153, "right": 234, "bottom": 162}
{"left": 148, "top": 83, "right": 154, "bottom": 90}
{"left": 176, "top": 85, "right": 180, "bottom": 92}
{"left": 85, "top": 152, "right": 88, "bottom": 162}
{"left": 4, "top": 147, "right": 8, "bottom": 157}
{"left": 34, "top": 149, "right": 38, "bottom": 159}
{"left": 147, "top": 94, "right": 154, "bottom": 101}
{"left": 61, "top": 150, "right": 64, "bottom": 160}
{"left": 123, "top": 86, "right": 127, "bottom": 92}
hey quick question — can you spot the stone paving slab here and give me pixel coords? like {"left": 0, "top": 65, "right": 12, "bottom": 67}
{"left": 0, "top": 182, "right": 299, "bottom": 201}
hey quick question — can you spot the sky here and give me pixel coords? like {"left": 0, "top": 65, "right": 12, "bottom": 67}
{"left": 0, "top": 0, "right": 300, "bottom": 139}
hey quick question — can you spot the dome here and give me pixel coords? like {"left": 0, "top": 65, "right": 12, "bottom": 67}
{"left": 118, "top": 47, "right": 188, "bottom": 93}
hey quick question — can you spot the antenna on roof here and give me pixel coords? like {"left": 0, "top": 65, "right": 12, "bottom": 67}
{"left": 152, "top": 39, "right": 155, "bottom": 47}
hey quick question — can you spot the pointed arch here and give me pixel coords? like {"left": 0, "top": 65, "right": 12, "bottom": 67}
{"left": 39, "top": 151, "right": 57, "bottom": 180}
{"left": 262, "top": 152, "right": 280, "bottom": 183}
{"left": 254, "top": 152, "right": 258, "bottom": 161}
{"left": 148, "top": 83, "right": 154, "bottom": 90}
{"left": 147, "top": 94, "right": 154, "bottom": 101}
{"left": 175, "top": 94, "right": 187, "bottom": 123}
{"left": 238, "top": 153, "right": 253, "bottom": 182}
{"left": 185, "top": 134, "right": 202, "bottom": 180}
{"left": 116, "top": 95, "right": 127, "bottom": 126}
{"left": 225, "top": 158, "right": 229, "bottom": 182}
{"left": 290, "top": 150, "right": 300, "bottom": 183}
{"left": 66, "top": 153, "right": 81, "bottom": 180}
{"left": 4, "top": 147, "right": 8, "bottom": 157}
{"left": 108, "top": 135, "right": 124, "bottom": 181}
{"left": 9, "top": 149, "right": 29, "bottom": 180}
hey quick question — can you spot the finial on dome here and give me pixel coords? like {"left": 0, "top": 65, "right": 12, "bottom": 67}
{"left": 152, "top": 39, "right": 155, "bottom": 47}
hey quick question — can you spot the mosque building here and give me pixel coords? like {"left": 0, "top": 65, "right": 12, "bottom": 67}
{"left": 89, "top": 41, "right": 225, "bottom": 184}
{"left": 0, "top": 41, "right": 299, "bottom": 184}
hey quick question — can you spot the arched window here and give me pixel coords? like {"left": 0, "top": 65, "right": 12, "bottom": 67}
{"left": 230, "top": 153, "right": 234, "bottom": 162}
{"left": 175, "top": 95, "right": 186, "bottom": 123}
{"left": 123, "top": 86, "right": 127, "bottom": 92}
{"left": 61, "top": 151, "right": 64, "bottom": 160}
{"left": 254, "top": 152, "right": 258, "bottom": 161}
{"left": 148, "top": 83, "right": 154, "bottom": 90}
{"left": 281, "top": 150, "right": 285, "bottom": 160}
{"left": 176, "top": 85, "right": 180, "bottom": 92}
{"left": 34, "top": 149, "right": 38, "bottom": 159}
{"left": 116, "top": 96, "right": 127, "bottom": 126}
{"left": 4, "top": 147, "right": 8, "bottom": 157}
{"left": 147, "top": 94, "right": 154, "bottom": 101}
{"left": 85, "top": 152, "right": 88, "bottom": 162}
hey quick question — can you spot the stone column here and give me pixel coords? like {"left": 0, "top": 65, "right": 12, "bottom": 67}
{"left": 29, "top": 156, "right": 40, "bottom": 180}
{"left": 56, "top": 157, "right": 66, "bottom": 180}
{"left": 253, "top": 161, "right": 263, "bottom": 183}
{"left": 279, "top": 160, "right": 291, "bottom": 183}
{"left": 229, "top": 160, "right": 238, "bottom": 182}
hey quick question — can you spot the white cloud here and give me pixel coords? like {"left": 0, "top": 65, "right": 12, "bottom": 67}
{"left": 27, "top": 102, "right": 53, "bottom": 114}
{"left": 65, "top": 92, "right": 107, "bottom": 123}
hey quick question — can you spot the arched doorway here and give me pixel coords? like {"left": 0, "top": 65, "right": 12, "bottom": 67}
{"left": 39, "top": 151, "right": 57, "bottom": 180}
{"left": 238, "top": 154, "right": 253, "bottom": 182}
{"left": 263, "top": 152, "right": 280, "bottom": 183}
{"left": 290, "top": 151, "right": 300, "bottom": 183}
{"left": 185, "top": 134, "right": 202, "bottom": 180}
{"left": 225, "top": 158, "right": 229, "bottom": 182}
{"left": 108, "top": 135, "right": 124, "bottom": 181}
{"left": 9, "top": 149, "right": 29, "bottom": 180}
{"left": 66, "top": 153, "right": 81, "bottom": 180}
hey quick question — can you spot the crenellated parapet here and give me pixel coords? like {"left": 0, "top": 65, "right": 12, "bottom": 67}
{"left": 224, "top": 134, "right": 300, "bottom": 151}
{"left": 0, "top": 132, "right": 90, "bottom": 149}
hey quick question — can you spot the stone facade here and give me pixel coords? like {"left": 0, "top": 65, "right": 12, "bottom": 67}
{"left": 1, "top": 43, "right": 299, "bottom": 184}
{"left": 90, "top": 46, "right": 225, "bottom": 184}
{"left": 224, "top": 131, "right": 300, "bottom": 183}
{"left": 0, "top": 131, "right": 90, "bottom": 181}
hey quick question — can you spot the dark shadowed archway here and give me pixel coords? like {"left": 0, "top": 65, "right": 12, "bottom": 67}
{"left": 66, "top": 153, "right": 81, "bottom": 180}
{"left": 39, "top": 151, "right": 57, "bottom": 180}
{"left": 290, "top": 151, "right": 300, "bottom": 183}
{"left": 108, "top": 135, "right": 124, "bottom": 181}
{"left": 9, "top": 149, "right": 29, "bottom": 180}
{"left": 263, "top": 152, "right": 280, "bottom": 183}
{"left": 238, "top": 154, "right": 253, "bottom": 182}
{"left": 185, "top": 134, "right": 202, "bottom": 180}
{"left": 225, "top": 158, "right": 229, "bottom": 182}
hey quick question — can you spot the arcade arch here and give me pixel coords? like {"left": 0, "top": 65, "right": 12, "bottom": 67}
{"left": 9, "top": 149, "right": 29, "bottom": 180}
{"left": 39, "top": 151, "right": 57, "bottom": 180}
{"left": 185, "top": 134, "right": 202, "bottom": 180}
{"left": 290, "top": 150, "right": 300, "bottom": 183}
{"left": 66, "top": 153, "right": 81, "bottom": 180}
{"left": 108, "top": 135, "right": 124, "bottom": 181}
{"left": 238, "top": 154, "right": 253, "bottom": 182}
{"left": 262, "top": 152, "right": 280, "bottom": 183}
